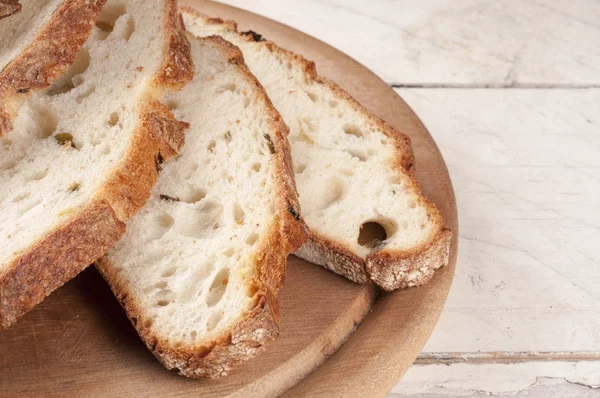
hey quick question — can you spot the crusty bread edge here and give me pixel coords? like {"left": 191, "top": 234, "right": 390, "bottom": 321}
{"left": 0, "top": 0, "right": 21, "bottom": 19}
{"left": 0, "top": 0, "right": 107, "bottom": 136}
{"left": 0, "top": 0, "right": 194, "bottom": 330}
{"left": 96, "top": 35, "right": 307, "bottom": 378}
{"left": 180, "top": 8, "right": 452, "bottom": 291}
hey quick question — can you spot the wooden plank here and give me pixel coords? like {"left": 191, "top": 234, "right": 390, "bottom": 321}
{"left": 218, "top": 0, "right": 600, "bottom": 86}
{"left": 391, "top": 361, "right": 600, "bottom": 397}
{"left": 396, "top": 88, "right": 600, "bottom": 353}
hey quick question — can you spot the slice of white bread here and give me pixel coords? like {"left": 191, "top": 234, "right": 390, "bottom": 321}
{"left": 182, "top": 9, "right": 452, "bottom": 291}
{"left": 0, "top": 0, "right": 21, "bottom": 19}
{"left": 0, "top": 0, "right": 193, "bottom": 329}
{"left": 96, "top": 35, "right": 306, "bottom": 378}
{"left": 0, "top": 0, "right": 107, "bottom": 135}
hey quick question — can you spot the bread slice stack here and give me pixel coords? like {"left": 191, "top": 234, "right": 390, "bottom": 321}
{"left": 0, "top": 0, "right": 193, "bottom": 329}
{"left": 0, "top": 0, "right": 107, "bottom": 135}
{"left": 96, "top": 34, "right": 306, "bottom": 378}
{"left": 0, "top": 0, "right": 451, "bottom": 380}
{"left": 182, "top": 10, "right": 452, "bottom": 291}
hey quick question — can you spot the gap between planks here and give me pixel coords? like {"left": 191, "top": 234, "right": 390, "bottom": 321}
{"left": 390, "top": 83, "right": 600, "bottom": 89}
{"left": 415, "top": 351, "right": 600, "bottom": 365}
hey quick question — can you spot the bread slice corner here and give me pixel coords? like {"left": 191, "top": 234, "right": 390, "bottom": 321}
{"left": 0, "top": 0, "right": 108, "bottom": 135}
{"left": 181, "top": 8, "right": 452, "bottom": 291}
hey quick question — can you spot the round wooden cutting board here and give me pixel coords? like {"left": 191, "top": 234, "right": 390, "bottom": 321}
{"left": 0, "top": 1, "right": 457, "bottom": 397}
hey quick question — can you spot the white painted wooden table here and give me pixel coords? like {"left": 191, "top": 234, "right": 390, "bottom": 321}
{"left": 218, "top": 1, "right": 600, "bottom": 396}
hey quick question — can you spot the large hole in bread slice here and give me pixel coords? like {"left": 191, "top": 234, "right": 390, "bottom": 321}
{"left": 358, "top": 219, "right": 398, "bottom": 249}
{"left": 47, "top": 48, "right": 91, "bottom": 96}
{"left": 95, "top": 2, "right": 127, "bottom": 39}
{"left": 206, "top": 268, "right": 229, "bottom": 307}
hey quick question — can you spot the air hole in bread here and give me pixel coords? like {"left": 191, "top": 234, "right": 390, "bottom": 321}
{"left": 420, "top": 223, "right": 426, "bottom": 230}
{"left": 147, "top": 212, "right": 174, "bottom": 240}
{"left": 358, "top": 219, "right": 398, "bottom": 249}
{"left": 29, "top": 169, "right": 48, "bottom": 181}
{"left": 153, "top": 281, "right": 168, "bottom": 290}
{"left": 305, "top": 90, "right": 318, "bottom": 103}
{"left": 224, "top": 248, "right": 234, "bottom": 257}
{"left": 246, "top": 233, "right": 259, "bottom": 246}
{"left": 358, "top": 222, "right": 387, "bottom": 249}
{"left": 120, "top": 15, "right": 136, "bottom": 41}
{"left": 95, "top": 2, "right": 127, "bottom": 39}
{"left": 251, "top": 162, "right": 262, "bottom": 173}
{"left": 343, "top": 124, "right": 363, "bottom": 138}
{"left": 165, "top": 98, "right": 179, "bottom": 111}
{"left": 295, "top": 163, "right": 306, "bottom": 174}
{"left": 108, "top": 112, "right": 120, "bottom": 127}
{"left": 233, "top": 203, "right": 245, "bottom": 225}
{"left": 302, "top": 117, "right": 318, "bottom": 133}
{"left": 156, "top": 300, "right": 170, "bottom": 307}
{"left": 346, "top": 149, "right": 367, "bottom": 161}
{"left": 314, "top": 176, "right": 345, "bottom": 211}
{"left": 161, "top": 267, "right": 177, "bottom": 278}
{"left": 341, "top": 169, "right": 354, "bottom": 176}
{"left": 99, "top": 143, "right": 111, "bottom": 155}
{"left": 329, "top": 99, "right": 339, "bottom": 108}
{"left": 11, "top": 192, "right": 30, "bottom": 203}
{"left": 47, "top": 48, "right": 91, "bottom": 96}
{"left": 243, "top": 96, "right": 250, "bottom": 108}
{"left": 190, "top": 331, "right": 197, "bottom": 340}
{"left": 33, "top": 105, "right": 58, "bottom": 138}
{"left": 408, "top": 199, "right": 417, "bottom": 209}
{"left": 224, "top": 130, "right": 232, "bottom": 142}
{"left": 286, "top": 61, "right": 292, "bottom": 70}
{"left": 206, "top": 312, "right": 223, "bottom": 331}
{"left": 0, "top": 160, "right": 17, "bottom": 171}
{"left": 76, "top": 85, "right": 95, "bottom": 104}
{"left": 207, "top": 140, "right": 216, "bottom": 153}
{"left": 206, "top": 268, "right": 229, "bottom": 307}
{"left": 182, "top": 188, "right": 206, "bottom": 204}
{"left": 217, "top": 83, "right": 237, "bottom": 93}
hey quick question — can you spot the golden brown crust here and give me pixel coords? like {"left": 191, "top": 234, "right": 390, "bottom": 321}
{"left": 0, "top": 0, "right": 107, "bottom": 136}
{"left": 153, "top": 4, "right": 194, "bottom": 90}
{"left": 0, "top": 0, "right": 194, "bottom": 330}
{"left": 0, "top": 0, "right": 21, "bottom": 19}
{"left": 181, "top": 8, "right": 451, "bottom": 291}
{"left": 96, "top": 35, "right": 307, "bottom": 378}
{"left": 0, "top": 200, "right": 125, "bottom": 329}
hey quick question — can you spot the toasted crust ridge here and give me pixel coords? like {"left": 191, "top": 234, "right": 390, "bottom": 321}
{"left": 181, "top": 8, "right": 451, "bottom": 291}
{"left": 0, "top": 0, "right": 107, "bottom": 135}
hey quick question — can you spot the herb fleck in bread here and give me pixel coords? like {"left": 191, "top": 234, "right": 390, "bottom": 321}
{"left": 182, "top": 9, "right": 451, "bottom": 291}
{"left": 0, "top": 0, "right": 107, "bottom": 135}
{"left": 0, "top": 0, "right": 193, "bottom": 329}
{"left": 96, "top": 35, "right": 306, "bottom": 378}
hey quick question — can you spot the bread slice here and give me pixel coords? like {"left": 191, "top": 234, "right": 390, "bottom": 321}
{"left": 0, "top": 0, "right": 193, "bottom": 329}
{"left": 0, "top": 0, "right": 107, "bottom": 135}
{"left": 96, "top": 35, "right": 306, "bottom": 378}
{"left": 0, "top": 0, "right": 21, "bottom": 19}
{"left": 181, "top": 9, "right": 452, "bottom": 291}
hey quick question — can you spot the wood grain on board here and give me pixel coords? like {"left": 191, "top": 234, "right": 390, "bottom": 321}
{"left": 0, "top": 1, "right": 457, "bottom": 396}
